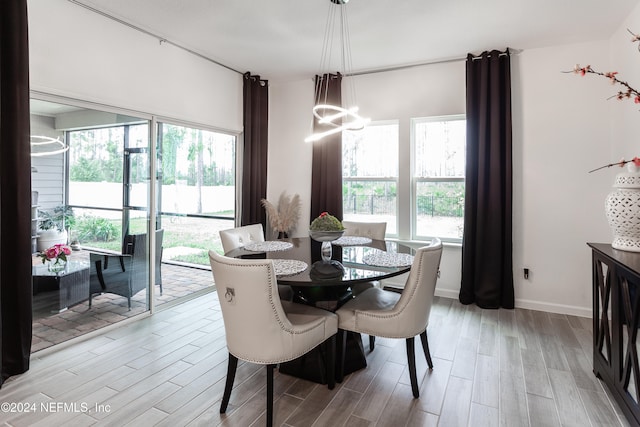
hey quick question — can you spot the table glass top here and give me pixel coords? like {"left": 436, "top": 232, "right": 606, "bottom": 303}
{"left": 226, "top": 237, "right": 414, "bottom": 287}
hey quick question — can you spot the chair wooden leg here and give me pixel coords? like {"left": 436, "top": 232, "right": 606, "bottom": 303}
{"left": 420, "top": 330, "right": 434, "bottom": 370}
{"left": 369, "top": 335, "right": 375, "bottom": 352}
{"left": 406, "top": 337, "right": 419, "bottom": 398}
{"left": 327, "top": 335, "right": 336, "bottom": 390}
{"left": 336, "top": 329, "right": 347, "bottom": 383}
{"left": 220, "top": 353, "right": 238, "bottom": 413}
{"left": 266, "top": 364, "right": 275, "bottom": 427}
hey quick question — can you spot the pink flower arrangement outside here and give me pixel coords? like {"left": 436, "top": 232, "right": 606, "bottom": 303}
{"left": 40, "top": 243, "right": 72, "bottom": 265}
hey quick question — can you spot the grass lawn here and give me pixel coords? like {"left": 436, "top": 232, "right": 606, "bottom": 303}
{"left": 79, "top": 215, "right": 232, "bottom": 266}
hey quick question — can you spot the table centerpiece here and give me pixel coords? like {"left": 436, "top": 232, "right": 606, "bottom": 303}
{"left": 309, "top": 211, "right": 345, "bottom": 262}
{"left": 39, "top": 243, "right": 72, "bottom": 273}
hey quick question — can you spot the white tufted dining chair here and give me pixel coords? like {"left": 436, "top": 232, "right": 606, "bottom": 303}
{"left": 341, "top": 220, "right": 388, "bottom": 351}
{"left": 219, "top": 223, "right": 293, "bottom": 300}
{"left": 219, "top": 223, "right": 265, "bottom": 254}
{"left": 342, "top": 220, "right": 387, "bottom": 240}
{"left": 335, "top": 238, "right": 443, "bottom": 397}
{"left": 209, "top": 251, "right": 338, "bottom": 427}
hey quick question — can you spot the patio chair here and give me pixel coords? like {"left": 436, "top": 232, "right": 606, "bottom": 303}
{"left": 89, "top": 250, "right": 145, "bottom": 310}
{"left": 89, "top": 229, "right": 163, "bottom": 309}
{"left": 123, "top": 229, "right": 164, "bottom": 294}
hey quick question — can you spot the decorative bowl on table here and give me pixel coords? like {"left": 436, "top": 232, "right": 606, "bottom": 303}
{"left": 309, "top": 212, "right": 345, "bottom": 261}
{"left": 309, "top": 230, "right": 345, "bottom": 242}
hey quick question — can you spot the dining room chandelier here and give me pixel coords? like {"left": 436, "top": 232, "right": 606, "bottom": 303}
{"left": 304, "top": 0, "right": 370, "bottom": 143}
{"left": 30, "top": 135, "right": 69, "bottom": 157}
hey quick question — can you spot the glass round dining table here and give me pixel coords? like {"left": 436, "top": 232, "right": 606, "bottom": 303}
{"left": 225, "top": 236, "right": 415, "bottom": 309}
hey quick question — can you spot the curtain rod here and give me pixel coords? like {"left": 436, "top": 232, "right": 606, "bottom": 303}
{"left": 66, "top": 0, "right": 244, "bottom": 75}
{"left": 349, "top": 48, "right": 518, "bottom": 77}
{"left": 349, "top": 56, "right": 465, "bottom": 77}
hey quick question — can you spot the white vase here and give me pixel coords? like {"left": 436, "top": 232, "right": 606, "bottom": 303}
{"left": 37, "top": 229, "right": 68, "bottom": 252}
{"left": 605, "top": 163, "right": 640, "bottom": 252}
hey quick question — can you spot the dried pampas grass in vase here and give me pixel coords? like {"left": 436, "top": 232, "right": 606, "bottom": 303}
{"left": 261, "top": 192, "right": 302, "bottom": 239}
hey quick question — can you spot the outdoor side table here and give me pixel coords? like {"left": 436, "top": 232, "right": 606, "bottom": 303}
{"left": 32, "top": 259, "right": 90, "bottom": 313}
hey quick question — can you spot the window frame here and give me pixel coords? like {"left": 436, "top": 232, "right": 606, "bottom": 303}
{"left": 342, "top": 120, "right": 400, "bottom": 237}
{"left": 411, "top": 114, "right": 466, "bottom": 243}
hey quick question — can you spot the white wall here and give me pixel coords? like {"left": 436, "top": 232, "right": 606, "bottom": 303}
{"left": 267, "top": 78, "right": 315, "bottom": 238}
{"left": 28, "top": 0, "right": 243, "bottom": 132}
{"left": 513, "top": 41, "right": 612, "bottom": 316}
{"left": 610, "top": 3, "right": 640, "bottom": 155}
{"left": 269, "top": 40, "right": 617, "bottom": 317}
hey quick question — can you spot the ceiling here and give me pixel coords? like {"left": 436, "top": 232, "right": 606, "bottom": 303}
{"left": 30, "top": 99, "right": 85, "bottom": 117}
{"left": 70, "top": 0, "right": 638, "bottom": 82}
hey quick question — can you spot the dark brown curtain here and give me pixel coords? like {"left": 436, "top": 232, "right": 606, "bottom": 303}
{"left": 0, "top": 0, "right": 33, "bottom": 386}
{"left": 310, "top": 73, "right": 343, "bottom": 221}
{"left": 460, "top": 49, "right": 514, "bottom": 309}
{"left": 241, "top": 72, "right": 269, "bottom": 227}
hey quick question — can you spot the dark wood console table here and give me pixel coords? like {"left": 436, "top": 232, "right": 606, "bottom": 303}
{"left": 589, "top": 243, "right": 640, "bottom": 425}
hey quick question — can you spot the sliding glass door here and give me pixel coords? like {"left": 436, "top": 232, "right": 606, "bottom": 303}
{"left": 155, "top": 121, "right": 236, "bottom": 268}
{"left": 30, "top": 97, "right": 239, "bottom": 353}
{"left": 31, "top": 99, "right": 152, "bottom": 352}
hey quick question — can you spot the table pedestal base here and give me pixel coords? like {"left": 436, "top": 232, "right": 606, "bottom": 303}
{"left": 279, "top": 332, "right": 366, "bottom": 384}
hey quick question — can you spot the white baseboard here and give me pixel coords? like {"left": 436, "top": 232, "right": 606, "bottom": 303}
{"left": 434, "top": 288, "right": 592, "bottom": 318}
{"left": 434, "top": 288, "right": 460, "bottom": 300}
{"left": 513, "top": 298, "right": 592, "bottom": 318}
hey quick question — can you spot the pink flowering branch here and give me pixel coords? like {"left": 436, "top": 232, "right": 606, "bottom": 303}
{"left": 567, "top": 29, "right": 640, "bottom": 174}
{"left": 589, "top": 157, "right": 640, "bottom": 173}
{"left": 569, "top": 65, "right": 640, "bottom": 103}
{"left": 565, "top": 29, "right": 640, "bottom": 103}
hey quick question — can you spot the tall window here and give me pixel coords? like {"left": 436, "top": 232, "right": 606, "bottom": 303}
{"left": 413, "top": 115, "right": 465, "bottom": 242}
{"left": 342, "top": 122, "right": 399, "bottom": 235}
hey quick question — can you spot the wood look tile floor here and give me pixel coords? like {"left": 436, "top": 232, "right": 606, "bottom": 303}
{"left": 1, "top": 293, "right": 630, "bottom": 426}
